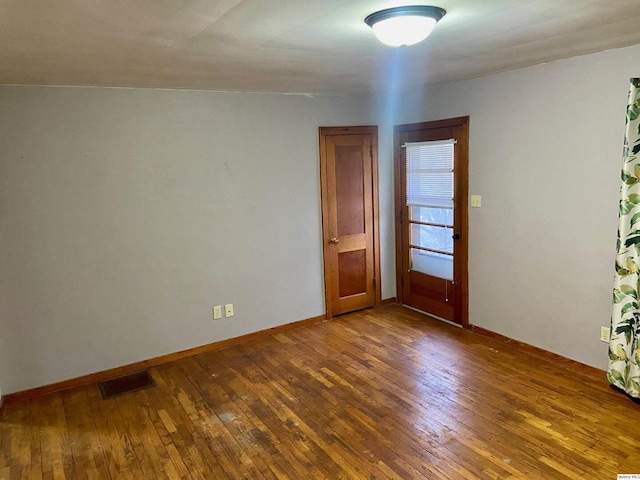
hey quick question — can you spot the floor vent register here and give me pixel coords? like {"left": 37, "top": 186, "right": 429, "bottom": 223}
{"left": 98, "top": 370, "right": 155, "bottom": 399}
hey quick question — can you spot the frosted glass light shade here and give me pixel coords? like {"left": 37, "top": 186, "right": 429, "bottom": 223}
{"left": 371, "top": 16, "right": 437, "bottom": 46}
{"left": 365, "top": 6, "right": 446, "bottom": 47}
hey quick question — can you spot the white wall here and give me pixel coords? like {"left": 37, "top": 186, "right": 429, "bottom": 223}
{"left": 0, "top": 86, "right": 372, "bottom": 394}
{"left": 378, "top": 43, "right": 640, "bottom": 370}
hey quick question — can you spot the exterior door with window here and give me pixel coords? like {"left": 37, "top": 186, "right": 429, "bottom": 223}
{"left": 394, "top": 117, "right": 469, "bottom": 325}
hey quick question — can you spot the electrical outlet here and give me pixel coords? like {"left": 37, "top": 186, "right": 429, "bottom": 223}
{"left": 225, "top": 304, "right": 234, "bottom": 318}
{"left": 600, "top": 326, "right": 610, "bottom": 343}
{"left": 213, "top": 305, "right": 222, "bottom": 320}
{"left": 471, "top": 195, "right": 482, "bottom": 208}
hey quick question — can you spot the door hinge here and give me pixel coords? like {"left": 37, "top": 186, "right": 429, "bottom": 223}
{"left": 399, "top": 210, "right": 403, "bottom": 223}
{"left": 370, "top": 144, "right": 373, "bottom": 158}
{"left": 373, "top": 278, "right": 377, "bottom": 288}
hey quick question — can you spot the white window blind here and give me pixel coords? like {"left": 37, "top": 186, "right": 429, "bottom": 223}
{"left": 405, "top": 139, "right": 455, "bottom": 208}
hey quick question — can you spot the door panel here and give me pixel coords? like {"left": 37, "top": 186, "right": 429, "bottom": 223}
{"left": 406, "top": 270, "right": 454, "bottom": 320}
{"left": 336, "top": 143, "right": 365, "bottom": 236}
{"left": 394, "top": 117, "right": 469, "bottom": 326}
{"left": 338, "top": 250, "right": 367, "bottom": 297}
{"left": 320, "top": 127, "right": 381, "bottom": 317}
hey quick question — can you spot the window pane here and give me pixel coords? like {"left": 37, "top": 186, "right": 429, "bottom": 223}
{"left": 410, "top": 224, "right": 453, "bottom": 253}
{"left": 410, "top": 206, "right": 453, "bottom": 226}
{"left": 411, "top": 249, "right": 453, "bottom": 280}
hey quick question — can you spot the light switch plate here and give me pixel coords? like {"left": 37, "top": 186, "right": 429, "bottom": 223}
{"left": 213, "top": 305, "right": 222, "bottom": 320}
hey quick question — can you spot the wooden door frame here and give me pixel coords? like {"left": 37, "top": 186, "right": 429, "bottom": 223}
{"left": 393, "top": 116, "right": 469, "bottom": 327}
{"left": 319, "top": 125, "right": 382, "bottom": 319}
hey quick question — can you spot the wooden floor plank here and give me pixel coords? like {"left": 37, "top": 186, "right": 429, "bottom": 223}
{"left": 286, "top": 319, "right": 550, "bottom": 477}
{"left": 157, "top": 360, "right": 257, "bottom": 480}
{"left": 140, "top": 370, "right": 220, "bottom": 480}
{"left": 174, "top": 358, "right": 311, "bottom": 479}
{"left": 198, "top": 350, "right": 355, "bottom": 479}
{"left": 85, "top": 380, "right": 146, "bottom": 479}
{"left": 60, "top": 388, "right": 111, "bottom": 480}
{"left": 134, "top": 382, "right": 193, "bottom": 480}
{"left": 2, "top": 305, "right": 640, "bottom": 479}
{"left": 219, "top": 346, "right": 400, "bottom": 479}
{"left": 232, "top": 340, "right": 423, "bottom": 478}
{"left": 278, "top": 330, "right": 514, "bottom": 479}
{"left": 33, "top": 394, "right": 77, "bottom": 480}
{"left": 208, "top": 359, "right": 341, "bottom": 479}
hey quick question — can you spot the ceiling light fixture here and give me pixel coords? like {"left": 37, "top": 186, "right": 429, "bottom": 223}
{"left": 365, "top": 5, "right": 446, "bottom": 47}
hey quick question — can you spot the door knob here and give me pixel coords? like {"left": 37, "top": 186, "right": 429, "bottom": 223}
{"left": 452, "top": 233, "right": 461, "bottom": 240}
{"left": 330, "top": 237, "right": 339, "bottom": 245}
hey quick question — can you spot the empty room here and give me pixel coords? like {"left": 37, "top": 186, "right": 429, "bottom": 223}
{"left": 2, "top": 1, "right": 640, "bottom": 478}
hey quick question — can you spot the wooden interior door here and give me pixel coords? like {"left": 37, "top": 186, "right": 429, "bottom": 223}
{"left": 394, "top": 117, "right": 469, "bottom": 326}
{"left": 320, "top": 126, "right": 381, "bottom": 317}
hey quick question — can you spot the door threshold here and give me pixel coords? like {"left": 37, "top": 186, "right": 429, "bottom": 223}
{"left": 401, "top": 304, "right": 462, "bottom": 328}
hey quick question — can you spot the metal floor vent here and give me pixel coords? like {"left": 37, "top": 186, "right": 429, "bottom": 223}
{"left": 99, "top": 370, "right": 155, "bottom": 399}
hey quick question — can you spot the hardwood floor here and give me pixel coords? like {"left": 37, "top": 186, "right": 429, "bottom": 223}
{"left": 1, "top": 304, "right": 639, "bottom": 479}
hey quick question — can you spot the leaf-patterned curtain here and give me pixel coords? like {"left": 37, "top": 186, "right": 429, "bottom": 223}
{"left": 608, "top": 78, "right": 640, "bottom": 398}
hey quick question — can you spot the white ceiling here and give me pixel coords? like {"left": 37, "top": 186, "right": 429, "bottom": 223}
{"left": 1, "top": 0, "right": 640, "bottom": 95}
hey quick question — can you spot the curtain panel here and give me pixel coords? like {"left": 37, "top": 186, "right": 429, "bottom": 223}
{"left": 608, "top": 78, "right": 640, "bottom": 398}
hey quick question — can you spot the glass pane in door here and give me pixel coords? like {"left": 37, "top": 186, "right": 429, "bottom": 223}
{"left": 406, "top": 140, "right": 455, "bottom": 280}
{"left": 410, "top": 206, "right": 453, "bottom": 226}
{"left": 410, "top": 249, "right": 453, "bottom": 280}
{"left": 410, "top": 224, "right": 454, "bottom": 253}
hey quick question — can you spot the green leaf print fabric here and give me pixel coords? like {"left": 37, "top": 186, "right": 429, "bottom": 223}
{"left": 608, "top": 78, "right": 640, "bottom": 398}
